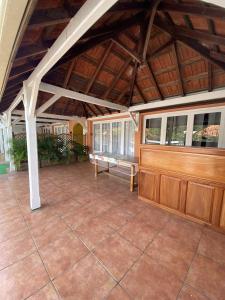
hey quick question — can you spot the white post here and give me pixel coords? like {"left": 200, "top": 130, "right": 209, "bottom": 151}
{"left": 2, "top": 112, "right": 15, "bottom": 171}
{"left": 0, "top": 128, "right": 3, "bottom": 155}
{"left": 23, "top": 80, "right": 41, "bottom": 210}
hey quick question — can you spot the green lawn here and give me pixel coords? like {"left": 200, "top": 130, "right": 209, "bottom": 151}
{"left": 0, "top": 163, "right": 9, "bottom": 175}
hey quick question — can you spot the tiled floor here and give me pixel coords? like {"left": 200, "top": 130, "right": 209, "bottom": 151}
{"left": 0, "top": 162, "right": 225, "bottom": 299}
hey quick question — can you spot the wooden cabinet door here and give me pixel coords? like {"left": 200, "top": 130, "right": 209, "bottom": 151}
{"left": 186, "top": 182, "right": 214, "bottom": 223}
{"left": 139, "top": 170, "right": 159, "bottom": 202}
{"left": 160, "top": 175, "right": 181, "bottom": 210}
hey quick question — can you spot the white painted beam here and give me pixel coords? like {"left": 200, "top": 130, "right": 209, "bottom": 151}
{"left": 129, "top": 88, "right": 225, "bottom": 112}
{"left": 13, "top": 110, "right": 85, "bottom": 121}
{"left": 202, "top": 0, "right": 225, "bottom": 9}
{"left": 36, "top": 95, "right": 61, "bottom": 115}
{"left": 6, "top": 0, "right": 119, "bottom": 114}
{"left": 39, "top": 82, "right": 128, "bottom": 111}
{"left": 12, "top": 116, "right": 68, "bottom": 124}
{"left": 28, "top": 0, "right": 118, "bottom": 83}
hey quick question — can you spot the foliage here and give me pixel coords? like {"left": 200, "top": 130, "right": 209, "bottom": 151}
{"left": 10, "top": 134, "right": 88, "bottom": 171}
{"left": 10, "top": 138, "right": 27, "bottom": 170}
{"left": 37, "top": 135, "right": 63, "bottom": 164}
{"left": 72, "top": 142, "right": 88, "bottom": 158}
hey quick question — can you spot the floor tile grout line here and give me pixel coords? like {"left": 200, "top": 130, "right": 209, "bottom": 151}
{"left": 175, "top": 226, "right": 205, "bottom": 300}
{"left": 15, "top": 198, "right": 62, "bottom": 300}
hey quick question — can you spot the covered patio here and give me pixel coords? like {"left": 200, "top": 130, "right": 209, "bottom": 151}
{"left": 1, "top": 0, "right": 225, "bottom": 299}
{"left": 0, "top": 163, "right": 225, "bottom": 299}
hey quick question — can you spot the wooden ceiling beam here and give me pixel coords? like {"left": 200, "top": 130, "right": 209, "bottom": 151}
{"left": 85, "top": 42, "right": 113, "bottom": 93}
{"left": 210, "top": 51, "right": 225, "bottom": 63}
{"left": 159, "top": 2, "right": 225, "bottom": 19}
{"left": 145, "top": 61, "right": 163, "bottom": 100}
{"left": 154, "top": 18, "right": 225, "bottom": 72}
{"left": 171, "top": 42, "right": 185, "bottom": 96}
{"left": 111, "top": 39, "right": 141, "bottom": 63}
{"left": 135, "top": 82, "right": 148, "bottom": 103}
{"left": 142, "top": 0, "right": 162, "bottom": 62}
{"left": 85, "top": 103, "right": 97, "bottom": 116}
{"left": 172, "top": 25, "right": 225, "bottom": 47}
{"left": 149, "top": 39, "right": 174, "bottom": 59}
{"left": 28, "top": 4, "right": 147, "bottom": 29}
{"left": 128, "top": 61, "right": 138, "bottom": 106}
{"left": 103, "top": 58, "right": 132, "bottom": 99}
{"left": 15, "top": 44, "right": 48, "bottom": 61}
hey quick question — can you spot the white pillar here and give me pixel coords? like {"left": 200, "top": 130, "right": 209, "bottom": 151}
{"left": 2, "top": 112, "right": 15, "bottom": 171}
{"left": 23, "top": 80, "right": 41, "bottom": 210}
{"left": 0, "top": 128, "right": 3, "bottom": 154}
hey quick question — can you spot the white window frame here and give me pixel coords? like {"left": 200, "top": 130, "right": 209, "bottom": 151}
{"left": 54, "top": 124, "right": 69, "bottom": 135}
{"left": 143, "top": 105, "right": 225, "bottom": 148}
{"left": 93, "top": 117, "right": 134, "bottom": 155}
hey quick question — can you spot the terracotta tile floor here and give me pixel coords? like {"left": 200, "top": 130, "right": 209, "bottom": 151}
{"left": 0, "top": 162, "right": 225, "bottom": 299}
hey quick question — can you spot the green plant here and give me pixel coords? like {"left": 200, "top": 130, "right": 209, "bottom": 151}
{"left": 72, "top": 142, "right": 89, "bottom": 161}
{"left": 10, "top": 138, "right": 27, "bottom": 170}
{"left": 38, "top": 135, "right": 63, "bottom": 165}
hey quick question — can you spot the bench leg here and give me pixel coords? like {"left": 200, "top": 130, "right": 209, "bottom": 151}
{"left": 130, "top": 164, "right": 135, "bottom": 192}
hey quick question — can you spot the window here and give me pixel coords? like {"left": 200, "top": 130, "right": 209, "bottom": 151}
{"left": 143, "top": 106, "right": 225, "bottom": 148}
{"left": 112, "top": 122, "right": 122, "bottom": 155}
{"left": 192, "top": 112, "right": 221, "bottom": 148}
{"left": 93, "top": 124, "right": 101, "bottom": 152}
{"left": 102, "top": 123, "right": 110, "bottom": 153}
{"left": 166, "top": 115, "right": 187, "bottom": 146}
{"left": 124, "top": 121, "right": 135, "bottom": 156}
{"left": 145, "top": 118, "right": 162, "bottom": 144}
{"left": 93, "top": 118, "right": 135, "bottom": 156}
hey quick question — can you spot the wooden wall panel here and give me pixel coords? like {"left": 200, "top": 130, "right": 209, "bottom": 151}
{"left": 140, "top": 146, "right": 225, "bottom": 184}
{"left": 139, "top": 170, "right": 158, "bottom": 203}
{"left": 186, "top": 182, "right": 214, "bottom": 223}
{"left": 160, "top": 175, "right": 181, "bottom": 210}
{"left": 220, "top": 194, "right": 225, "bottom": 228}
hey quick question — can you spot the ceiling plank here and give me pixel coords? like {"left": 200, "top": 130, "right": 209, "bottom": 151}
{"left": 171, "top": 42, "right": 185, "bottom": 96}
{"left": 145, "top": 61, "right": 163, "bottom": 100}
{"left": 103, "top": 58, "right": 132, "bottom": 99}
{"left": 135, "top": 81, "right": 148, "bottom": 103}
{"left": 85, "top": 42, "right": 113, "bottom": 93}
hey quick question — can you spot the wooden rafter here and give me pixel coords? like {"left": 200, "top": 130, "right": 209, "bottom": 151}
{"left": 154, "top": 17, "right": 225, "bottom": 72}
{"left": 145, "top": 61, "right": 163, "bottom": 100}
{"left": 128, "top": 61, "right": 138, "bottom": 106}
{"left": 85, "top": 42, "right": 113, "bottom": 94}
{"left": 54, "top": 59, "right": 76, "bottom": 115}
{"left": 111, "top": 38, "right": 141, "bottom": 63}
{"left": 85, "top": 103, "right": 97, "bottom": 117}
{"left": 171, "top": 42, "right": 185, "bottom": 96}
{"left": 135, "top": 81, "right": 147, "bottom": 103}
{"left": 103, "top": 58, "right": 132, "bottom": 99}
{"left": 149, "top": 39, "right": 174, "bottom": 59}
{"left": 158, "top": 2, "right": 225, "bottom": 19}
{"left": 142, "top": 0, "right": 162, "bottom": 62}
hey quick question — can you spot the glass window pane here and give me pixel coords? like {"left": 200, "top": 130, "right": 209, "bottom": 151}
{"left": 145, "top": 118, "right": 161, "bottom": 144}
{"left": 112, "top": 122, "right": 122, "bottom": 155}
{"left": 102, "top": 123, "right": 110, "bottom": 153}
{"left": 166, "top": 115, "right": 187, "bottom": 146}
{"left": 192, "top": 112, "right": 221, "bottom": 148}
{"left": 124, "top": 121, "right": 134, "bottom": 156}
{"left": 93, "top": 124, "right": 101, "bottom": 152}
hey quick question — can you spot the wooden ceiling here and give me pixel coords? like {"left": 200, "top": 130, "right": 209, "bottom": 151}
{"left": 1, "top": 0, "right": 225, "bottom": 117}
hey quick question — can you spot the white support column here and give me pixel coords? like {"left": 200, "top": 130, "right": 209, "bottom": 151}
{"left": 23, "top": 80, "right": 41, "bottom": 210}
{"left": 0, "top": 128, "right": 4, "bottom": 154}
{"left": 2, "top": 112, "right": 15, "bottom": 171}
